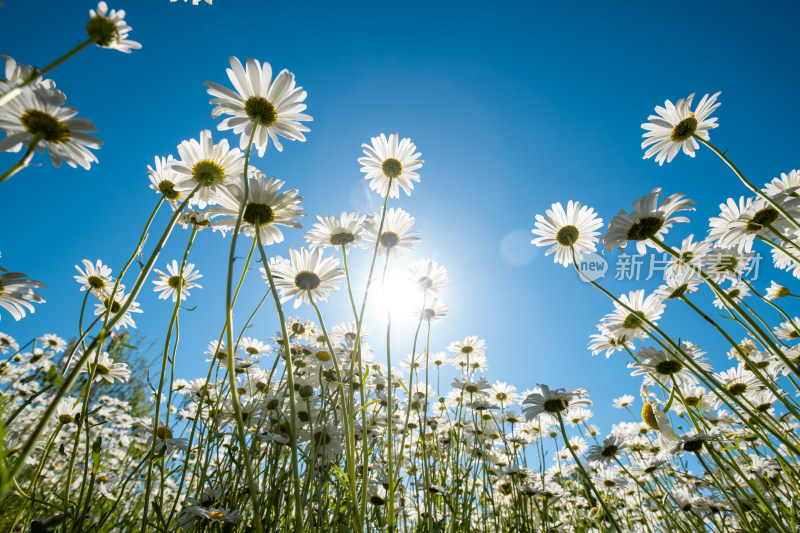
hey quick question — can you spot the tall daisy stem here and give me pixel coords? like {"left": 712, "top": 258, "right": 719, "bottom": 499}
{"left": 222, "top": 120, "right": 264, "bottom": 532}
{"left": 0, "top": 39, "right": 94, "bottom": 107}
{"left": 0, "top": 184, "right": 200, "bottom": 498}
{"left": 556, "top": 413, "right": 622, "bottom": 533}
{"left": 0, "top": 134, "right": 43, "bottom": 185}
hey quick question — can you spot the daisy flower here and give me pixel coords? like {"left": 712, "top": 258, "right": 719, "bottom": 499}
{"left": 765, "top": 281, "right": 791, "bottom": 300}
{"left": 0, "top": 332, "right": 19, "bottom": 354}
{"left": 415, "top": 298, "right": 448, "bottom": 323}
{"left": 148, "top": 155, "right": 185, "bottom": 206}
{"left": 78, "top": 351, "right": 131, "bottom": 383}
{"left": 137, "top": 419, "right": 189, "bottom": 454}
{"left": 305, "top": 212, "right": 365, "bottom": 249}
{"left": 171, "top": 129, "right": 244, "bottom": 208}
{"left": 531, "top": 201, "right": 603, "bottom": 267}
{"left": 603, "top": 188, "right": 695, "bottom": 254}
{"left": 74, "top": 259, "right": 114, "bottom": 295}
{"left": 266, "top": 247, "right": 343, "bottom": 308}
{"left": 205, "top": 57, "right": 311, "bottom": 156}
{"left": 0, "top": 270, "right": 46, "bottom": 321}
{"left": 774, "top": 318, "right": 800, "bottom": 341}
{"left": 178, "top": 209, "right": 211, "bottom": 230}
{"left": 152, "top": 260, "right": 203, "bottom": 302}
{"left": 629, "top": 345, "right": 707, "bottom": 389}
{"left": 408, "top": 259, "right": 449, "bottom": 293}
{"left": 714, "top": 363, "right": 760, "bottom": 398}
{"left": 0, "top": 55, "right": 64, "bottom": 109}
{"left": 362, "top": 208, "right": 421, "bottom": 256}
{"left": 93, "top": 290, "right": 142, "bottom": 330}
{"left": 86, "top": 2, "right": 142, "bottom": 53}
{"left": 239, "top": 337, "right": 270, "bottom": 357}
{"left": 708, "top": 196, "right": 797, "bottom": 253}
{"left": 641, "top": 92, "right": 721, "bottom": 165}
{"left": 600, "top": 289, "right": 665, "bottom": 342}
{"left": 448, "top": 336, "right": 487, "bottom": 364}
{"left": 711, "top": 279, "right": 751, "bottom": 309}
{"left": 522, "top": 384, "right": 592, "bottom": 422}
{"left": 38, "top": 334, "right": 66, "bottom": 353}
{"left": 56, "top": 398, "right": 81, "bottom": 425}
{"left": 613, "top": 395, "right": 635, "bottom": 409}
{"left": 763, "top": 169, "right": 800, "bottom": 198}
{"left": 358, "top": 133, "right": 423, "bottom": 198}
{"left": 0, "top": 87, "right": 101, "bottom": 170}
{"left": 655, "top": 267, "right": 702, "bottom": 300}
{"left": 587, "top": 435, "right": 628, "bottom": 466}
{"left": 588, "top": 326, "right": 634, "bottom": 358}
{"left": 208, "top": 171, "right": 303, "bottom": 244}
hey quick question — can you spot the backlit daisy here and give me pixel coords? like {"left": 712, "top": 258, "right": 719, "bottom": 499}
{"left": 629, "top": 345, "right": 707, "bottom": 389}
{"left": 522, "top": 384, "right": 592, "bottom": 422}
{"left": 152, "top": 260, "right": 203, "bottom": 302}
{"left": 93, "top": 290, "right": 142, "bottom": 330}
{"left": 531, "top": 201, "right": 603, "bottom": 267}
{"left": 0, "top": 87, "right": 101, "bottom": 170}
{"left": 709, "top": 196, "right": 797, "bottom": 253}
{"left": 208, "top": 171, "right": 303, "bottom": 245}
{"left": 641, "top": 92, "right": 720, "bottom": 165}
{"left": 408, "top": 259, "right": 449, "bottom": 293}
{"left": 362, "top": 208, "right": 421, "bottom": 256}
{"left": 74, "top": 259, "right": 114, "bottom": 295}
{"left": 86, "top": 2, "right": 141, "bottom": 53}
{"left": 0, "top": 332, "right": 18, "bottom": 354}
{"left": 38, "top": 334, "right": 66, "bottom": 353}
{"left": 603, "top": 188, "right": 695, "bottom": 254}
{"left": 0, "top": 270, "right": 46, "bottom": 321}
{"left": 172, "top": 129, "right": 244, "bottom": 208}
{"left": 763, "top": 169, "right": 800, "bottom": 198}
{"left": 358, "top": 133, "right": 423, "bottom": 198}
{"left": 305, "top": 212, "right": 365, "bottom": 249}
{"left": 765, "top": 281, "right": 791, "bottom": 301}
{"left": 148, "top": 155, "right": 185, "bottom": 207}
{"left": 600, "top": 289, "right": 665, "bottom": 342}
{"left": 774, "top": 318, "right": 800, "bottom": 341}
{"left": 205, "top": 57, "right": 311, "bottom": 156}
{"left": 266, "top": 247, "right": 343, "bottom": 308}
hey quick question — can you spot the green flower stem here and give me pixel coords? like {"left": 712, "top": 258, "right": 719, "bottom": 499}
{"left": 222, "top": 119, "right": 264, "bottom": 533}
{"left": 569, "top": 245, "right": 800, "bottom": 458}
{"left": 255, "top": 231, "right": 304, "bottom": 533}
{"left": 556, "top": 413, "right": 622, "bottom": 533}
{"left": 0, "top": 39, "right": 93, "bottom": 107}
{"left": 308, "top": 296, "right": 362, "bottom": 532}
{"left": 647, "top": 235, "right": 799, "bottom": 377}
{"left": 680, "top": 293, "right": 800, "bottom": 420}
{"left": 0, "top": 133, "right": 43, "bottom": 185}
{"left": 140, "top": 226, "right": 196, "bottom": 533}
{"left": 693, "top": 134, "right": 800, "bottom": 233}
{"left": 0, "top": 184, "right": 198, "bottom": 499}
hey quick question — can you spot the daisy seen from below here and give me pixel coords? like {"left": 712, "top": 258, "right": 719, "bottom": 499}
{"left": 522, "top": 384, "right": 593, "bottom": 422}
{"left": 152, "top": 261, "right": 203, "bottom": 302}
{"left": 600, "top": 289, "right": 665, "bottom": 342}
{"left": 641, "top": 92, "right": 720, "bottom": 165}
{"left": 708, "top": 196, "right": 798, "bottom": 253}
{"left": 359, "top": 133, "right": 423, "bottom": 198}
{"left": 77, "top": 351, "right": 131, "bottom": 384}
{"left": 86, "top": 2, "right": 141, "bottom": 53}
{"left": 362, "top": 208, "right": 421, "bottom": 256}
{"left": 0, "top": 269, "right": 46, "bottom": 321}
{"left": 763, "top": 169, "right": 800, "bottom": 198}
{"left": 74, "top": 259, "right": 114, "bottom": 295}
{"left": 765, "top": 281, "right": 791, "bottom": 301}
{"left": 603, "top": 188, "right": 695, "bottom": 254}
{"left": 408, "top": 259, "right": 449, "bottom": 293}
{"left": 205, "top": 57, "right": 311, "bottom": 156}
{"left": 266, "top": 247, "right": 343, "bottom": 308}
{"left": 171, "top": 129, "right": 244, "bottom": 208}
{"left": 93, "top": 290, "right": 142, "bottom": 330}
{"left": 415, "top": 298, "right": 448, "bottom": 323}
{"left": 209, "top": 171, "right": 303, "bottom": 245}
{"left": 0, "top": 87, "right": 101, "bottom": 170}
{"left": 39, "top": 334, "right": 67, "bottom": 353}
{"left": 148, "top": 155, "right": 185, "bottom": 207}
{"left": 531, "top": 200, "right": 603, "bottom": 267}
{"left": 304, "top": 212, "right": 365, "bottom": 249}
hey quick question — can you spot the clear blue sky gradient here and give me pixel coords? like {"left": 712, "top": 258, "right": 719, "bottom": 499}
{"left": 2, "top": 0, "right": 799, "bottom": 431}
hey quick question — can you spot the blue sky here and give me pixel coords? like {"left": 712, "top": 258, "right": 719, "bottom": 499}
{"left": 2, "top": 0, "right": 799, "bottom": 430}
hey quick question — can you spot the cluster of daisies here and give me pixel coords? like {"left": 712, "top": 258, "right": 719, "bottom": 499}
{"left": 3, "top": 3, "right": 800, "bottom": 530}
